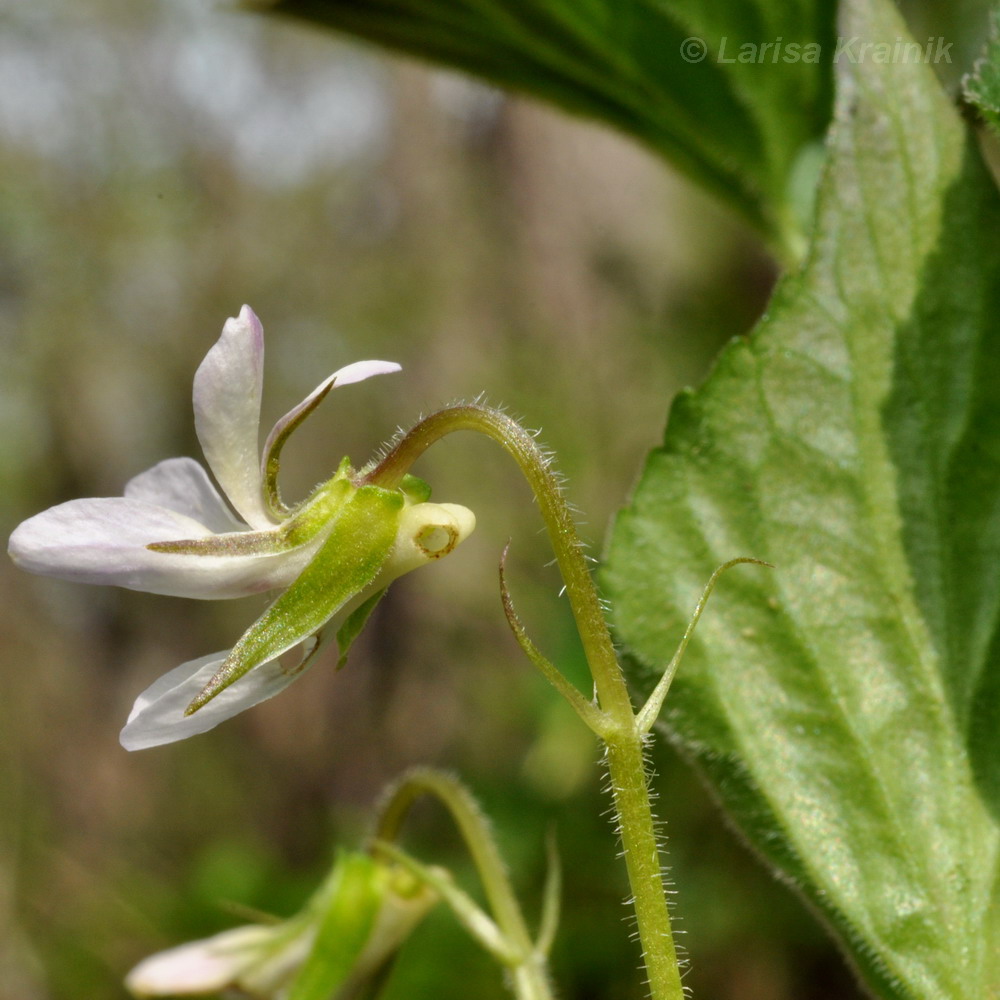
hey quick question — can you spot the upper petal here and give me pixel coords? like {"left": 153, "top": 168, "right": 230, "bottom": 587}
{"left": 119, "top": 642, "right": 318, "bottom": 750}
{"left": 193, "top": 306, "right": 275, "bottom": 530}
{"left": 124, "top": 457, "right": 245, "bottom": 534}
{"left": 261, "top": 360, "right": 400, "bottom": 517}
{"left": 7, "top": 497, "right": 321, "bottom": 599}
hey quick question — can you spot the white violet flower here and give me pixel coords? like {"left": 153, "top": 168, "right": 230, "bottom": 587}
{"left": 124, "top": 850, "right": 437, "bottom": 999}
{"left": 8, "top": 306, "right": 475, "bottom": 750}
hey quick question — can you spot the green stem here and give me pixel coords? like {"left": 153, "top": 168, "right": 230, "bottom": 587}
{"left": 374, "top": 769, "right": 554, "bottom": 1000}
{"left": 364, "top": 405, "right": 685, "bottom": 1000}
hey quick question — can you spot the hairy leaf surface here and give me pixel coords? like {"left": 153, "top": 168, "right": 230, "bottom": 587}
{"left": 964, "top": 7, "right": 1000, "bottom": 134}
{"left": 604, "top": 0, "right": 1000, "bottom": 996}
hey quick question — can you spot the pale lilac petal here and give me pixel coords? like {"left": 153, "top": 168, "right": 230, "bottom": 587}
{"left": 124, "top": 458, "right": 245, "bottom": 533}
{"left": 124, "top": 925, "right": 279, "bottom": 996}
{"left": 193, "top": 306, "right": 275, "bottom": 530}
{"left": 321, "top": 359, "right": 402, "bottom": 388}
{"left": 261, "top": 360, "right": 401, "bottom": 487}
{"left": 125, "top": 921, "right": 314, "bottom": 997}
{"left": 9, "top": 498, "right": 210, "bottom": 586}
{"left": 120, "top": 640, "right": 319, "bottom": 750}
{"left": 7, "top": 497, "right": 321, "bottom": 599}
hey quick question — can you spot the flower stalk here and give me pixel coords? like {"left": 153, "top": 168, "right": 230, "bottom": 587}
{"left": 374, "top": 768, "right": 556, "bottom": 1000}
{"left": 364, "top": 405, "right": 686, "bottom": 1000}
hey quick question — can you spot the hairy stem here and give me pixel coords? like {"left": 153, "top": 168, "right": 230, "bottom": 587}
{"left": 364, "top": 405, "right": 685, "bottom": 1000}
{"left": 375, "top": 769, "right": 553, "bottom": 1000}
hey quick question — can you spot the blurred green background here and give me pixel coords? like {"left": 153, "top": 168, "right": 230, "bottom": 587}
{"left": 8, "top": 0, "right": 978, "bottom": 997}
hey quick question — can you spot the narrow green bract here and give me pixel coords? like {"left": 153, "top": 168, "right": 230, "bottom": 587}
{"left": 335, "top": 590, "right": 385, "bottom": 669}
{"left": 604, "top": 0, "right": 1000, "bottom": 996}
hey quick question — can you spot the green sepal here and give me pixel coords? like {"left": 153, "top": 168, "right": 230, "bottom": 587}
{"left": 399, "top": 473, "right": 431, "bottom": 504}
{"left": 286, "top": 852, "right": 385, "bottom": 1000}
{"left": 148, "top": 474, "right": 353, "bottom": 556}
{"left": 188, "top": 484, "right": 404, "bottom": 712}
{"left": 336, "top": 590, "right": 385, "bottom": 670}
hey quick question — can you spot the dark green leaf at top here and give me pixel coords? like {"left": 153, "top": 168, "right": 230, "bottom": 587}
{"left": 253, "top": 0, "right": 837, "bottom": 256}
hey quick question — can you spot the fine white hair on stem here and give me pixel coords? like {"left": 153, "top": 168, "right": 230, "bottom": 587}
{"left": 596, "top": 737, "right": 688, "bottom": 989}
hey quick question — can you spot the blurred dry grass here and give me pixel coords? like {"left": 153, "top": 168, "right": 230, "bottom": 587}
{"left": 1, "top": 2, "right": 858, "bottom": 999}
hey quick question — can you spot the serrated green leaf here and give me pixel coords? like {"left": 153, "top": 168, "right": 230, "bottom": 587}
{"left": 964, "top": 7, "right": 1000, "bottom": 134}
{"left": 252, "top": 0, "right": 836, "bottom": 255}
{"left": 603, "top": 0, "right": 1000, "bottom": 996}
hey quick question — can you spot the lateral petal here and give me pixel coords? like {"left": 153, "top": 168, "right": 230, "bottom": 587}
{"left": 119, "top": 640, "right": 319, "bottom": 751}
{"left": 124, "top": 925, "right": 285, "bottom": 996}
{"left": 7, "top": 497, "right": 320, "bottom": 599}
{"left": 125, "top": 457, "right": 245, "bottom": 533}
{"left": 193, "top": 305, "right": 274, "bottom": 530}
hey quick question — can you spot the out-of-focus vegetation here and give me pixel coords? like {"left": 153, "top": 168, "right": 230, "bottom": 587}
{"left": 2, "top": 1, "right": 867, "bottom": 998}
